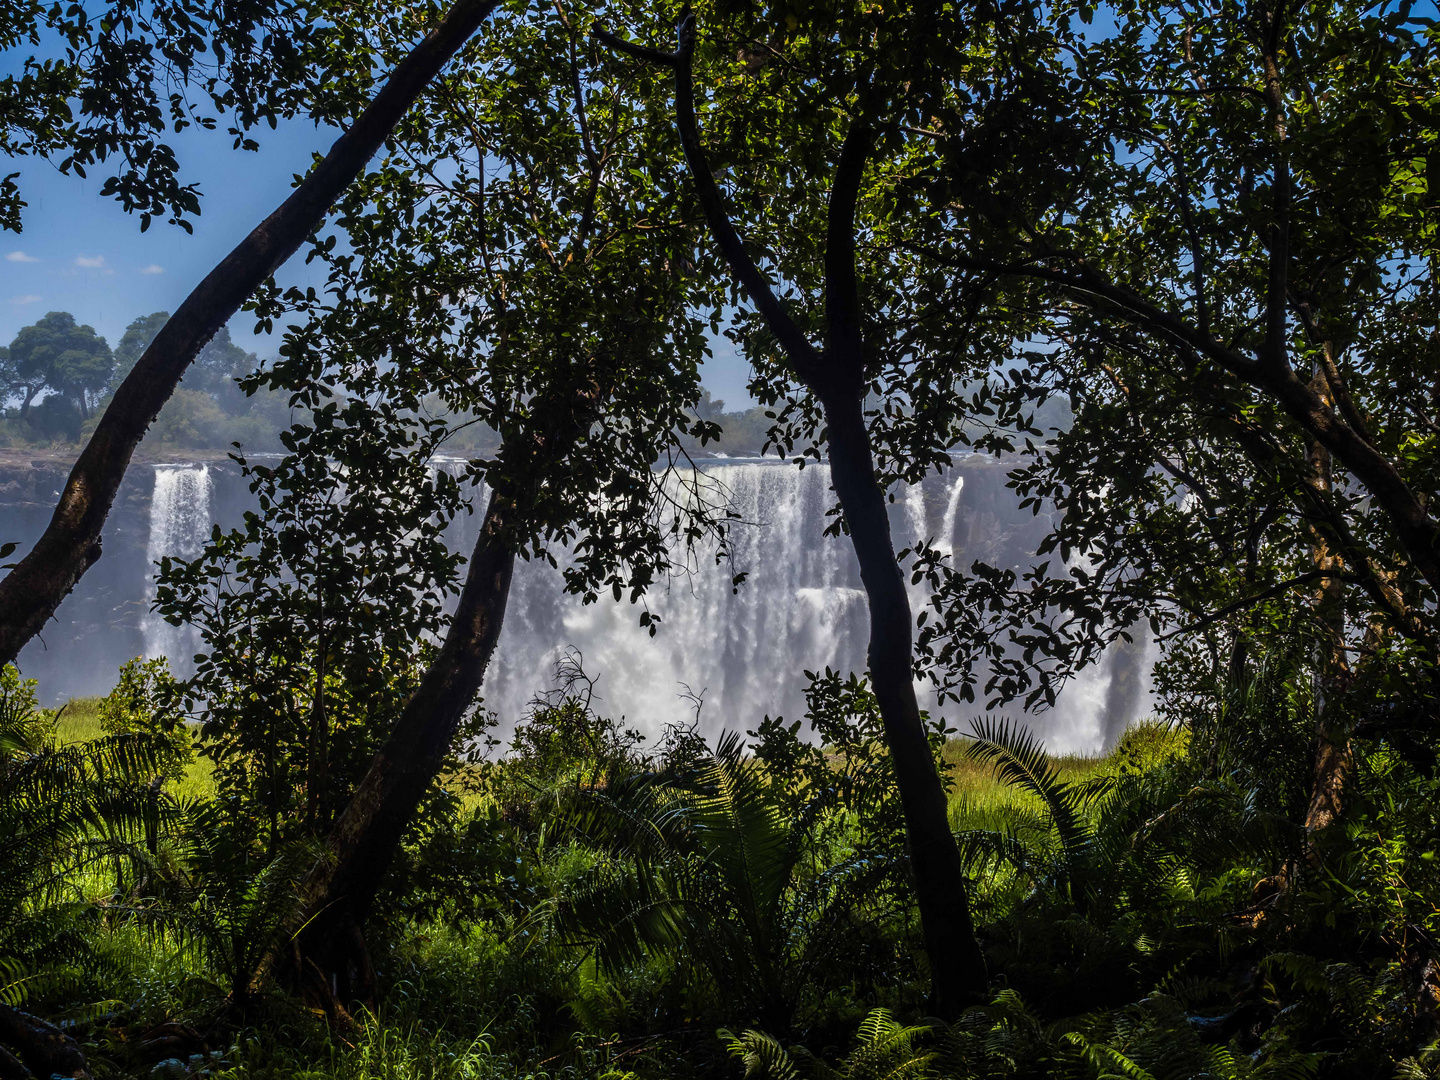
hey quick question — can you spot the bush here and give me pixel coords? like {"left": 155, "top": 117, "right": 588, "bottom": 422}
{"left": 98, "top": 658, "right": 193, "bottom": 784}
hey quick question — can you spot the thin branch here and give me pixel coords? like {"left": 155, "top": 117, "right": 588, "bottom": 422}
{"left": 824, "top": 121, "right": 874, "bottom": 386}
{"left": 1117, "top": 85, "right": 1264, "bottom": 98}
{"left": 1156, "top": 570, "right": 1342, "bottom": 641}
{"left": 595, "top": 11, "right": 820, "bottom": 380}
{"left": 591, "top": 26, "right": 682, "bottom": 67}
{"left": 1260, "top": 32, "right": 1291, "bottom": 374}
{"left": 1291, "top": 300, "right": 1371, "bottom": 441}
{"left": 911, "top": 240, "right": 1261, "bottom": 379}
{"left": 1167, "top": 140, "right": 1210, "bottom": 338}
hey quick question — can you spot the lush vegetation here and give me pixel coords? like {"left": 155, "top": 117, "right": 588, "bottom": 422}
{"left": 5, "top": 649, "right": 1439, "bottom": 1079}
{"left": 4, "top": 0, "right": 1440, "bottom": 1074}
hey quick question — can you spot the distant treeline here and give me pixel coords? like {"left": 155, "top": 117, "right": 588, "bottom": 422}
{"left": 2, "top": 316, "right": 1069, "bottom": 460}
{"left": 0, "top": 311, "right": 293, "bottom": 451}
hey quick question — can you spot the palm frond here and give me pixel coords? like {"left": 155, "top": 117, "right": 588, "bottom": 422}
{"left": 690, "top": 732, "right": 793, "bottom": 923}
{"left": 967, "top": 716, "right": 1090, "bottom": 864}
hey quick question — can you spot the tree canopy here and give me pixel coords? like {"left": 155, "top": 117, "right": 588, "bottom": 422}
{"left": 4, "top": 0, "right": 1440, "bottom": 1073}
{"left": 3, "top": 311, "right": 113, "bottom": 424}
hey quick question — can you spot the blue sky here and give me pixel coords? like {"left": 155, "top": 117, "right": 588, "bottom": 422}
{"left": 0, "top": 120, "right": 757, "bottom": 407}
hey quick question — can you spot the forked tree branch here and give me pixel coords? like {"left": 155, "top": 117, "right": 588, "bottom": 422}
{"left": 593, "top": 12, "right": 822, "bottom": 383}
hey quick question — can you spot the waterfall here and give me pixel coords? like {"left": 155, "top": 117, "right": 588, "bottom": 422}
{"left": 111, "top": 456, "right": 1153, "bottom": 751}
{"left": 939, "top": 476, "right": 965, "bottom": 557}
{"left": 141, "top": 465, "right": 213, "bottom": 673}
{"left": 482, "top": 462, "right": 870, "bottom": 736}
{"left": 478, "top": 460, "right": 1155, "bottom": 752}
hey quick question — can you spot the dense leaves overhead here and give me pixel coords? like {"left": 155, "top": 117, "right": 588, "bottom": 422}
{"left": 0, "top": 0, "right": 330, "bottom": 230}
{"left": 252, "top": 0, "right": 736, "bottom": 617}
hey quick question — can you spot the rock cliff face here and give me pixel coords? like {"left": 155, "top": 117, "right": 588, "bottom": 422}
{"left": 2, "top": 452, "right": 1152, "bottom": 751}
{"left": 4, "top": 453, "right": 251, "bottom": 701}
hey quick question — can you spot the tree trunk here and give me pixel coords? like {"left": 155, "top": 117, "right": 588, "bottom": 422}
{"left": 824, "top": 393, "right": 988, "bottom": 1015}
{"left": 306, "top": 621, "right": 329, "bottom": 829}
{"left": 0, "top": 1042, "right": 30, "bottom": 1080}
{"left": 287, "top": 488, "right": 516, "bottom": 1003}
{"left": 594, "top": 18, "right": 990, "bottom": 1013}
{"left": 0, "top": 0, "right": 501, "bottom": 668}
{"left": 1301, "top": 368, "right": 1353, "bottom": 862}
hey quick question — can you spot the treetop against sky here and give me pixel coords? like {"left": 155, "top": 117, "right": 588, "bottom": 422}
{"left": 0, "top": 110, "right": 756, "bottom": 407}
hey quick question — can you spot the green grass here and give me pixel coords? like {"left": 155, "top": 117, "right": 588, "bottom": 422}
{"left": 941, "top": 721, "right": 1187, "bottom": 832}
{"left": 52, "top": 696, "right": 106, "bottom": 744}
{"left": 49, "top": 693, "right": 1183, "bottom": 837}
{"left": 51, "top": 695, "right": 218, "bottom": 800}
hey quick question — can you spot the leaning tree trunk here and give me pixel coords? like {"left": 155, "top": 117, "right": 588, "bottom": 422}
{"left": 0, "top": 0, "right": 501, "bottom": 668}
{"left": 590, "top": 15, "right": 989, "bottom": 1016}
{"left": 286, "top": 489, "right": 517, "bottom": 1005}
{"left": 281, "top": 368, "right": 610, "bottom": 1006}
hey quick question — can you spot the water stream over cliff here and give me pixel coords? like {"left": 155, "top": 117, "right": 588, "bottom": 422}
{"left": 9, "top": 454, "right": 1155, "bottom": 751}
{"left": 140, "top": 465, "right": 213, "bottom": 672}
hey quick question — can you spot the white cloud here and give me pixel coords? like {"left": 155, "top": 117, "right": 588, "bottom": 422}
{"left": 74, "top": 254, "right": 105, "bottom": 269}
{"left": 140, "top": 264, "right": 164, "bottom": 275}
{"left": 8, "top": 294, "right": 41, "bottom": 305}
{"left": 5, "top": 251, "right": 39, "bottom": 263}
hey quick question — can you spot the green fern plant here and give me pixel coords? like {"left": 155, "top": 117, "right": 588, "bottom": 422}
{"left": 132, "top": 801, "right": 326, "bottom": 1006}
{"left": 721, "top": 1007, "right": 936, "bottom": 1080}
{"left": 958, "top": 716, "right": 1097, "bottom": 908}
{"left": 733, "top": 992, "right": 1325, "bottom": 1080}
{"left": 556, "top": 731, "right": 896, "bottom": 1030}
{"left": 0, "top": 665, "right": 179, "bottom": 1006}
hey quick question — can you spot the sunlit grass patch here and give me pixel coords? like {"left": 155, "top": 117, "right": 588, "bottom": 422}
{"left": 941, "top": 720, "right": 1186, "bottom": 831}
{"left": 52, "top": 696, "right": 106, "bottom": 744}
{"left": 942, "top": 737, "right": 1107, "bottom": 828}
{"left": 51, "top": 695, "right": 217, "bottom": 800}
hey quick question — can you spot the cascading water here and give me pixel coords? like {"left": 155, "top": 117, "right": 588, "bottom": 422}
{"left": 474, "top": 459, "right": 1156, "bottom": 752}
{"left": 100, "top": 455, "right": 1152, "bottom": 750}
{"left": 939, "top": 476, "right": 965, "bottom": 557}
{"left": 483, "top": 462, "right": 873, "bottom": 736}
{"left": 140, "top": 465, "right": 213, "bottom": 674}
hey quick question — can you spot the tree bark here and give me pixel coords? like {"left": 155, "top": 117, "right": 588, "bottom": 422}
{"left": 0, "top": 0, "right": 502, "bottom": 668}
{"left": 1301, "top": 368, "right": 1353, "bottom": 860}
{"left": 0, "top": 1042, "right": 31, "bottom": 1080}
{"left": 282, "top": 365, "right": 611, "bottom": 1003}
{"left": 594, "top": 14, "right": 988, "bottom": 1015}
{"left": 0, "top": 1003, "right": 91, "bottom": 1080}
{"left": 288, "top": 487, "right": 517, "bottom": 1002}
{"left": 824, "top": 393, "right": 988, "bottom": 1013}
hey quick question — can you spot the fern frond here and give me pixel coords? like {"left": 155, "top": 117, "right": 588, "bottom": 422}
{"left": 1062, "top": 1032, "right": 1159, "bottom": 1080}
{"left": 967, "top": 716, "right": 1090, "bottom": 863}
{"left": 720, "top": 1027, "right": 802, "bottom": 1080}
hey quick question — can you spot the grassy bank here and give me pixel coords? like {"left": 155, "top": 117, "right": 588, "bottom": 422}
{"left": 51, "top": 692, "right": 1176, "bottom": 834}
{"left": 53, "top": 695, "right": 218, "bottom": 800}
